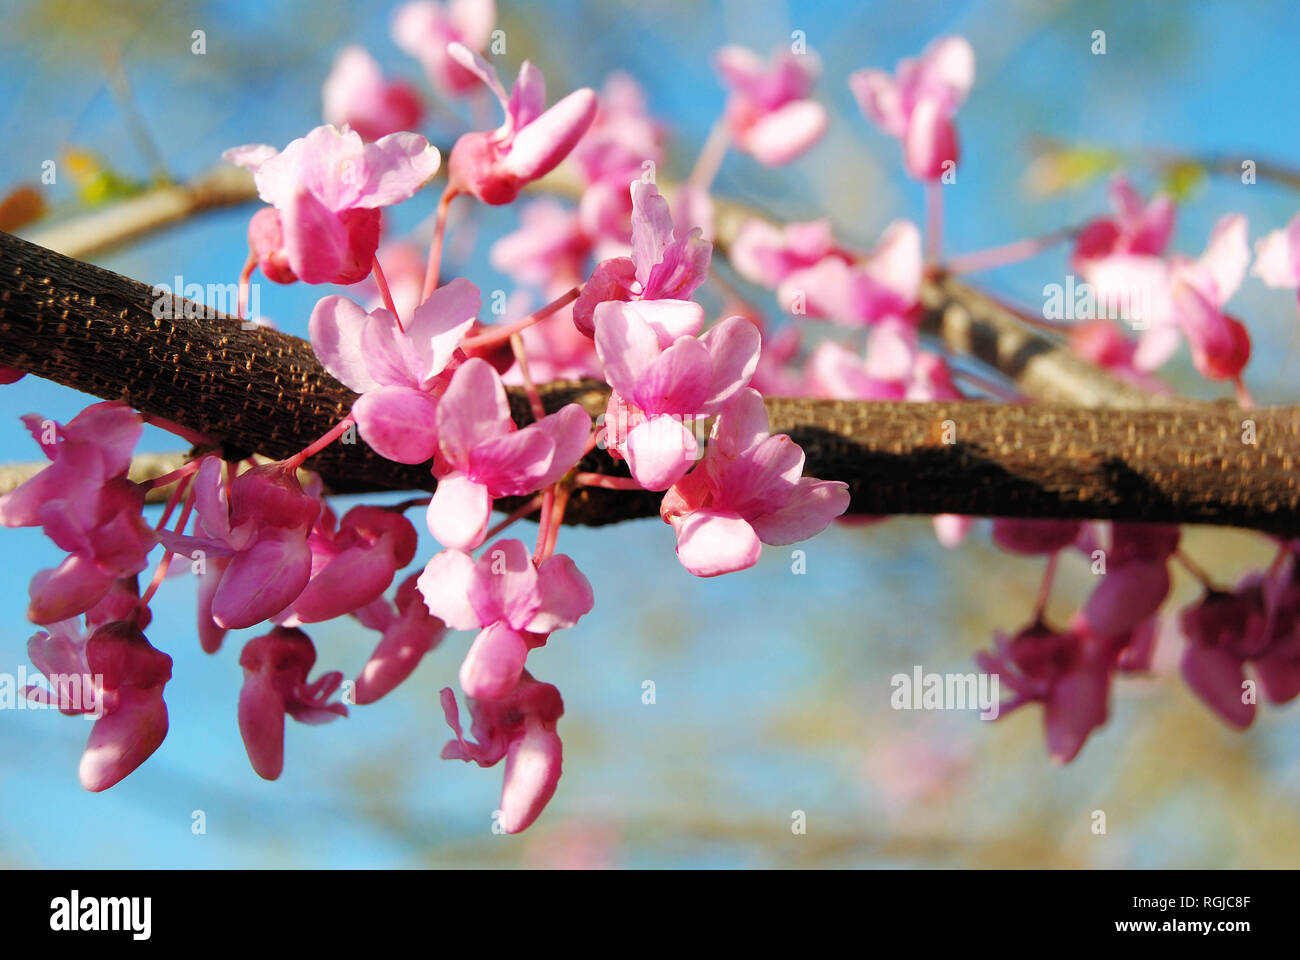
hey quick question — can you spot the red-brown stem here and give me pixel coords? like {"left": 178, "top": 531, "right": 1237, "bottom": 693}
{"left": 421, "top": 187, "right": 457, "bottom": 302}
{"left": 460, "top": 286, "right": 580, "bottom": 352}
{"left": 372, "top": 254, "right": 404, "bottom": 333}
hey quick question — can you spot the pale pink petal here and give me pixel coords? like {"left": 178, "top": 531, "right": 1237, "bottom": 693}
{"left": 527, "top": 553, "right": 595, "bottom": 633}
{"left": 741, "top": 100, "right": 827, "bottom": 165}
{"left": 501, "top": 88, "right": 598, "bottom": 183}
{"left": 750, "top": 477, "right": 849, "bottom": 545}
{"left": 468, "top": 538, "right": 540, "bottom": 630}
{"left": 460, "top": 621, "right": 529, "bottom": 700}
{"left": 710, "top": 387, "right": 770, "bottom": 458}
{"left": 469, "top": 426, "right": 555, "bottom": 496}
{"left": 79, "top": 687, "right": 169, "bottom": 791}
{"left": 417, "top": 548, "right": 480, "bottom": 630}
{"left": 309, "top": 295, "right": 381, "bottom": 393}
{"left": 1195, "top": 213, "right": 1250, "bottom": 305}
{"left": 436, "top": 358, "right": 513, "bottom": 467}
{"left": 674, "top": 510, "right": 762, "bottom": 577}
{"left": 903, "top": 95, "right": 958, "bottom": 181}
{"left": 620, "top": 299, "right": 705, "bottom": 346}
{"left": 1252, "top": 222, "right": 1300, "bottom": 288}
{"left": 499, "top": 721, "right": 562, "bottom": 833}
{"left": 593, "top": 301, "right": 662, "bottom": 397}
{"left": 353, "top": 385, "right": 441, "bottom": 464}
{"left": 849, "top": 68, "right": 906, "bottom": 138}
{"left": 625, "top": 415, "right": 698, "bottom": 490}
{"left": 699, "top": 315, "right": 761, "bottom": 411}
{"left": 293, "top": 543, "right": 397, "bottom": 623}
{"left": 283, "top": 187, "right": 348, "bottom": 284}
{"left": 359, "top": 132, "right": 442, "bottom": 206}
{"left": 427, "top": 471, "right": 493, "bottom": 549}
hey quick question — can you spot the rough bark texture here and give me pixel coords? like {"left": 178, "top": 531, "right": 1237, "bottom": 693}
{"left": 2, "top": 230, "right": 1298, "bottom": 534}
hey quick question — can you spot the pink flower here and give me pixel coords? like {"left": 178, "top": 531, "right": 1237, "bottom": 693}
{"left": 309, "top": 279, "right": 479, "bottom": 463}
{"left": 224, "top": 125, "right": 441, "bottom": 284}
{"left": 159, "top": 457, "right": 320, "bottom": 630}
{"left": 571, "top": 72, "right": 664, "bottom": 189}
{"left": 352, "top": 574, "right": 447, "bottom": 705}
{"left": 446, "top": 44, "right": 597, "bottom": 205}
{"left": 1167, "top": 215, "right": 1252, "bottom": 381}
{"left": 237, "top": 626, "right": 348, "bottom": 780}
{"left": 778, "top": 220, "right": 922, "bottom": 327}
{"left": 1073, "top": 175, "right": 1176, "bottom": 263}
{"left": 1253, "top": 213, "right": 1300, "bottom": 289}
{"left": 975, "top": 620, "right": 1112, "bottom": 764}
{"left": 27, "top": 618, "right": 173, "bottom": 791}
{"left": 850, "top": 35, "right": 974, "bottom": 181}
{"left": 714, "top": 46, "right": 827, "bottom": 165}
{"left": 419, "top": 538, "right": 593, "bottom": 700}
{"left": 991, "top": 518, "right": 1082, "bottom": 555}
{"left": 426, "top": 359, "right": 591, "bottom": 550}
{"left": 1078, "top": 523, "right": 1178, "bottom": 638}
{"left": 0, "top": 403, "right": 156, "bottom": 625}
{"left": 660, "top": 388, "right": 850, "bottom": 576}
{"left": 289, "top": 505, "right": 419, "bottom": 624}
{"left": 596, "top": 307, "right": 761, "bottom": 490}
{"left": 323, "top": 45, "right": 424, "bottom": 142}
{"left": 1180, "top": 557, "right": 1300, "bottom": 730}
{"left": 391, "top": 0, "right": 496, "bottom": 97}
{"left": 572, "top": 180, "right": 712, "bottom": 338}
{"left": 490, "top": 199, "right": 592, "bottom": 289}
{"left": 438, "top": 672, "right": 565, "bottom": 833}
{"left": 729, "top": 218, "right": 844, "bottom": 289}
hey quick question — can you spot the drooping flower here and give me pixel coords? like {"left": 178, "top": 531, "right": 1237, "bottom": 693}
{"left": 289, "top": 505, "right": 419, "bottom": 624}
{"left": 27, "top": 616, "right": 173, "bottom": 791}
{"left": 596, "top": 306, "right": 760, "bottom": 490}
{"left": 438, "top": 672, "right": 565, "bottom": 833}
{"left": 309, "top": 278, "right": 480, "bottom": 463}
{"left": 0, "top": 402, "right": 155, "bottom": 625}
{"left": 659, "top": 388, "right": 850, "bottom": 576}
{"left": 323, "top": 45, "right": 424, "bottom": 142}
{"left": 237, "top": 626, "right": 348, "bottom": 780}
{"left": 714, "top": 45, "right": 827, "bottom": 165}
{"left": 991, "top": 518, "right": 1082, "bottom": 555}
{"left": 426, "top": 359, "right": 591, "bottom": 550}
{"left": 225, "top": 124, "right": 441, "bottom": 284}
{"left": 391, "top": 0, "right": 496, "bottom": 97}
{"left": 420, "top": 538, "right": 592, "bottom": 700}
{"left": 352, "top": 574, "right": 448, "bottom": 705}
{"left": 446, "top": 44, "right": 597, "bottom": 205}
{"left": 1077, "top": 523, "right": 1179, "bottom": 638}
{"left": 850, "top": 35, "right": 975, "bottom": 181}
{"left": 572, "top": 180, "right": 712, "bottom": 337}
{"left": 159, "top": 457, "right": 320, "bottom": 630}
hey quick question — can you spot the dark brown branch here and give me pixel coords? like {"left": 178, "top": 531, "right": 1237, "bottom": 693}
{"left": 2, "top": 231, "right": 1298, "bottom": 534}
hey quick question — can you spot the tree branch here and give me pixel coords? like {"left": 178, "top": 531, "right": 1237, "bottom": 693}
{"left": 15, "top": 161, "right": 1154, "bottom": 407}
{"left": 2, "top": 231, "right": 1297, "bottom": 534}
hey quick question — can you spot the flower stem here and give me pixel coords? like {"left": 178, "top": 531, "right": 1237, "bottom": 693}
{"left": 460, "top": 286, "right": 580, "bottom": 352}
{"left": 287, "top": 417, "right": 355, "bottom": 469}
{"left": 485, "top": 494, "right": 544, "bottom": 542}
{"left": 510, "top": 332, "right": 546, "bottom": 422}
{"left": 689, "top": 118, "right": 731, "bottom": 190}
{"left": 925, "top": 182, "right": 944, "bottom": 264}
{"left": 574, "top": 472, "right": 644, "bottom": 490}
{"left": 421, "top": 187, "right": 457, "bottom": 302}
{"left": 140, "top": 476, "right": 197, "bottom": 608}
{"left": 372, "top": 254, "right": 404, "bottom": 333}
{"left": 237, "top": 252, "right": 257, "bottom": 321}
{"left": 944, "top": 228, "right": 1076, "bottom": 276}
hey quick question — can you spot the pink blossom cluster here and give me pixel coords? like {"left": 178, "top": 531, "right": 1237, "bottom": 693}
{"left": 6, "top": 18, "right": 1299, "bottom": 833}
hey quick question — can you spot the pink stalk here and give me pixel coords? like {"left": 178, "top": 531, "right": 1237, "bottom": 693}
{"left": 925, "top": 181, "right": 943, "bottom": 264}
{"left": 944, "top": 228, "right": 1075, "bottom": 276}
{"left": 288, "top": 417, "right": 356, "bottom": 469}
{"left": 689, "top": 119, "right": 731, "bottom": 190}
{"left": 484, "top": 494, "right": 544, "bottom": 542}
{"left": 421, "top": 187, "right": 458, "bottom": 302}
{"left": 574, "top": 472, "right": 644, "bottom": 491}
{"left": 509, "top": 332, "right": 546, "bottom": 423}
{"left": 372, "top": 255, "right": 405, "bottom": 333}
{"left": 237, "top": 252, "right": 257, "bottom": 321}
{"left": 139, "top": 475, "right": 197, "bottom": 608}
{"left": 460, "top": 286, "right": 580, "bottom": 352}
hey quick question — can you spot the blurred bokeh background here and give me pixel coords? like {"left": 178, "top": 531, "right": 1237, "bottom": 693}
{"left": 2, "top": 0, "right": 1300, "bottom": 868}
